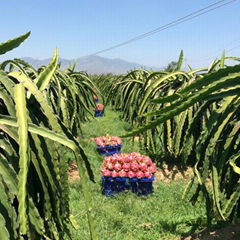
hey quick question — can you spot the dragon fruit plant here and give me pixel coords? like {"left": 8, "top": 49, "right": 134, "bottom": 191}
{"left": 94, "top": 103, "right": 104, "bottom": 111}
{"left": 94, "top": 136, "right": 122, "bottom": 147}
{"left": 100, "top": 152, "right": 157, "bottom": 179}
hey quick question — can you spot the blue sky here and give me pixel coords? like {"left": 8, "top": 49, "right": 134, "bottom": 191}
{"left": 1, "top": 0, "right": 240, "bottom": 68}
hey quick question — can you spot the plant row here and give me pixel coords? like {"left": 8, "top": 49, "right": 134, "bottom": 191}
{"left": 0, "top": 32, "right": 99, "bottom": 239}
{"left": 104, "top": 51, "right": 240, "bottom": 225}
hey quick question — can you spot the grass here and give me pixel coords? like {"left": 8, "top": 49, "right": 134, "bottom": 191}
{"left": 67, "top": 107, "right": 207, "bottom": 240}
{"left": 69, "top": 181, "right": 206, "bottom": 240}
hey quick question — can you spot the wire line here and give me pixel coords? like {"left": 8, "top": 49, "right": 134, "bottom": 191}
{"left": 85, "top": 0, "right": 237, "bottom": 56}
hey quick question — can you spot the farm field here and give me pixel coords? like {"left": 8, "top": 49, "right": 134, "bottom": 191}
{"left": 67, "top": 107, "right": 206, "bottom": 240}
{"left": 1, "top": 32, "right": 240, "bottom": 240}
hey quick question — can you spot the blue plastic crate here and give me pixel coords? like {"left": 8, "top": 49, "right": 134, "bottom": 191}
{"left": 101, "top": 176, "right": 129, "bottom": 197}
{"left": 97, "top": 144, "right": 122, "bottom": 156}
{"left": 102, "top": 175, "right": 154, "bottom": 197}
{"left": 129, "top": 175, "right": 154, "bottom": 196}
{"left": 94, "top": 110, "right": 104, "bottom": 117}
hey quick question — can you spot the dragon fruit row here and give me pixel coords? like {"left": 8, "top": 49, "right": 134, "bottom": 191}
{"left": 100, "top": 152, "right": 157, "bottom": 179}
{"left": 94, "top": 136, "right": 122, "bottom": 147}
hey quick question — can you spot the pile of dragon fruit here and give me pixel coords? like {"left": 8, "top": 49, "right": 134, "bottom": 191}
{"left": 95, "top": 136, "right": 122, "bottom": 147}
{"left": 94, "top": 103, "right": 104, "bottom": 111}
{"left": 100, "top": 152, "right": 156, "bottom": 178}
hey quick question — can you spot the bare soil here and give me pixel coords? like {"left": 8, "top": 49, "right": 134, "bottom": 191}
{"left": 68, "top": 163, "right": 80, "bottom": 182}
{"left": 178, "top": 224, "right": 240, "bottom": 240}
{"left": 68, "top": 162, "right": 194, "bottom": 182}
{"left": 155, "top": 163, "right": 194, "bottom": 182}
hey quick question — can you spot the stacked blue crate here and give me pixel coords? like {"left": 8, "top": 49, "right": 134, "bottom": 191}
{"left": 129, "top": 175, "right": 154, "bottom": 196}
{"left": 101, "top": 176, "right": 129, "bottom": 197}
{"left": 101, "top": 175, "right": 154, "bottom": 197}
{"left": 94, "top": 110, "right": 104, "bottom": 117}
{"left": 97, "top": 144, "right": 122, "bottom": 156}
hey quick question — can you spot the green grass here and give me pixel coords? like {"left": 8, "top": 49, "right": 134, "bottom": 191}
{"left": 68, "top": 107, "right": 207, "bottom": 240}
{"left": 69, "top": 180, "right": 206, "bottom": 240}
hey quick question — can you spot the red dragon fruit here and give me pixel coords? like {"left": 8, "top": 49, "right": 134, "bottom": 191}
{"left": 115, "top": 154, "right": 122, "bottom": 161}
{"left": 95, "top": 136, "right": 122, "bottom": 146}
{"left": 123, "top": 156, "right": 130, "bottom": 163}
{"left": 122, "top": 163, "right": 130, "bottom": 172}
{"left": 101, "top": 153, "right": 155, "bottom": 180}
{"left": 131, "top": 162, "right": 139, "bottom": 172}
{"left": 114, "top": 162, "right": 122, "bottom": 172}
{"left": 119, "top": 169, "right": 127, "bottom": 178}
{"left": 100, "top": 165, "right": 106, "bottom": 172}
{"left": 128, "top": 171, "right": 135, "bottom": 178}
{"left": 144, "top": 156, "right": 153, "bottom": 166}
{"left": 136, "top": 156, "right": 142, "bottom": 162}
{"left": 104, "top": 159, "right": 111, "bottom": 165}
{"left": 136, "top": 171, "right": 144, "bottom": 179}
{"left": 111, "top": 136, "right": 122, "bottom": 145}
{"left": 111, "top": 170, "right": 118, "bottom": 178}
{"left": 102, "top": 169, "right": 111, "bottom": 177}
{"left": 111, "top": 156, "right": 117, "bottom": 163}
{"left": 144, "top": 171, "right": 152, "bottom": 178}
{"left": 107, "top": 162, "right": 114, "bottom": 170}
{"left": 128, "top": 155, "right": 134, "bottom": 161}
{"left": 96, "top": 139, "right": 104, "bottom": 146}
{"left": 139, "top": 162, "right": 148, "bottom": 171}
{"left": 94, "top": 104, "right": 104, "bottom": 111}
{"left": 148, "top": 164, "right": 157, "bottom": 173}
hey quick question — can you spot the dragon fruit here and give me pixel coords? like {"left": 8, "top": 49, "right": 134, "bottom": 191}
{"left": 119, "top": 169, "right": 127, "bottom": 178}
{"left": 136, "top": 156, "right": 142, "bottom": 162}
{"left": 136, "top": 171, "right": 144, "bottom": 179}
{"left": 114, "top": 162, "right": 122, "bottom": 172}
{"left": 122, "top": 163, "right": 130, "bottom": 172}
{"left": 104, "top": 157, "right": 111, "bottom": 164}
{"left": 94, "top": 104, "right": 104, "bottom": 111}
{"left": 101, "top": 153, "right": 156, "bottom": 180}
{"left": 139, "top": 162, "right": 147, "bottom": 171}
{"left": 100, "top": 165, "right": 106, "bottom": 172}
{"left": 144, "top": 171, "right": 152, "bottom": 178}
{"left": 144, "top": 156, "right": 152, "bottom": 166}
{"left": 128, "top": 155, "right": 134, "bottom": 161}
{"left": 111, "top": 136, "right": 122, "bottom": 145}
{"left": 115, "top": 154, "right": 122, "bottom": 161}
{"left": 111, "top": 170, "right": 118, "bottom": 178}
{"left": 123, "top": 156, "right": 130, "bottom": 163}
{"left": 95, "top": 136, "right": 122, "bottom": 146}
{"left": 131, "top": 162, "right": 139, "bottom": 172}
{"left": 107, "top": 162, "right": 114, "bottom": 170}
{"left": 111, "top": 156, "right": 117, "bottom": 163}
{"left": 128, "top": 171, "right": 135, "bottom": 178}
{"left": 149, "top": 164, "right": 157, "bottom": 173}
{"left": 102, "top": 169, "right": 111, "bottom": 177}
{"left": 96, "top": 139, "right": 104, "bottom": 146}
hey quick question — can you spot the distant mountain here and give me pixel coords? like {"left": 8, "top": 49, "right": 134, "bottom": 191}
{"left": 20, "top": 55, "right": 159, "bottom": 74}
